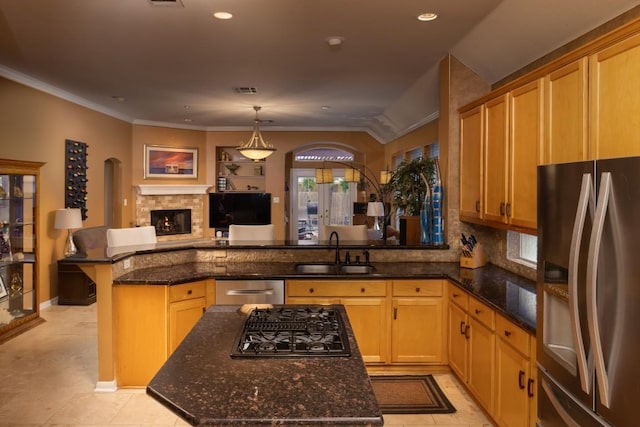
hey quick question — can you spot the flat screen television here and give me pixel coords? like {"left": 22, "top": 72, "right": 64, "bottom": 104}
{"left": 209, "top": 192, "right": 271, "bottom": 230}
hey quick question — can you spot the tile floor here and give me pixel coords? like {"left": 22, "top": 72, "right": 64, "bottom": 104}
{"left": 0, "top": 304, "right": 494, "bottom": 426}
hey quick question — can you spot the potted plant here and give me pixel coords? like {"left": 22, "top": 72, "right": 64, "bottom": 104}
{"left": 388, "top": 157, "right": 436, "bottom": 216}
{"left": 387, "top": 157, "right": 437, "bottom": 244}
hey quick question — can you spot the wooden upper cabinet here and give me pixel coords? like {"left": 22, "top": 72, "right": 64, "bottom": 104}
{"left": 544, "top": 58, "right": 589, "bottom": 164}
{"left": 460, "top": 105, "right": 484, "bottom": 222}
{"left": 589, "top": 32, "right": 640, "bottom": 159}
{"left": 509, "top": 79, "right": 542, "bottom": 231}
{"left": 483, "top": 94, "right": 509, "bottom": 224}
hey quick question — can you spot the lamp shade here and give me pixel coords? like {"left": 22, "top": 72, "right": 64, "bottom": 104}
{"left": 54, "top": 208, "right": 83, "bottom": 229}
{"left": 315, "top": 168, "right": 333, "bottom": 184}
{"left": 343, "top": 168, "right": 361, "bottom": 183}
{"left": 366, "top": 202, "right": 384, "bottom": 217}
{"left": 380, "top": 170, "right": 391, "bottom": 185}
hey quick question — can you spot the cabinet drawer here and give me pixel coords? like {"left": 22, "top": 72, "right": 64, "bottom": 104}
{"left": 448, "top": 282, "right": 469, "bottom": 310}
{"left": 393, "top": 280, "right": 443, "bottom": 297}
{"left": 469, "top": 296, "right": 495, "bottom": 330}
{"left": 496, "top": 314, "right": 530, "bottom": 356}
{"left": 287, "top": 280, "right": 387, "bottom": 297}
{"left": 169, "top": 281, "right": 207, "bottom": 303}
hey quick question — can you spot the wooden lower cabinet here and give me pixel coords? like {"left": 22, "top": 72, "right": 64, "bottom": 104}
{"left": 494, "top": 314, "right": 538, "bottom": 427}
{"left": 287, "top": 280, "right": 389, "bottom": 363}
{"left": 448, "top": 300, "right": 468, "bottom": 378}
{"left": 447, "top": 283, "right": 537, "bottom": 426}
{"left": 391, "top": 280, "right": 446, "bottom": 364}
{"left": 169, "top": 297, "right": 206, "bottom": 353}
{"left": 467, "top": 310, "right": 496, "bottom": 415}
{"left": 114, "top": 280, "right": 209, "bottom": 387}
{"left": 286, "top": 279, "right": 446, "bottom": 366}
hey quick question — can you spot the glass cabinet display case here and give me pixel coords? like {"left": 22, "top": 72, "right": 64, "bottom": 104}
{"left": 0, "top": 159, "right": 44, "bottom": 343}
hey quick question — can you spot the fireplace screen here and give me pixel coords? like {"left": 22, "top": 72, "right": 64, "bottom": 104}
{"left": 150, "top": 209, "right": 192, "bottom": 236}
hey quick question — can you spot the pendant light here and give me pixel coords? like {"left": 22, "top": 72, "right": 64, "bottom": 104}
{"left": 237, "top": 106, "right": 276, "bottom": 160}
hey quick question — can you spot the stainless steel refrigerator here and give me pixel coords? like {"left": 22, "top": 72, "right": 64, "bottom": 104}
{"left": 537, "top": 157, "right": 640, "bottom": 427}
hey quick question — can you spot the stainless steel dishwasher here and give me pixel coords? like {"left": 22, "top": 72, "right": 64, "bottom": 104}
{"left": 215, "top": 279, "right": 285, "bottom": 305}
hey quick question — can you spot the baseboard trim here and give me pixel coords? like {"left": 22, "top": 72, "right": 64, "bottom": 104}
{"left": 94, "top": 380, "right": 118, "bottom": 393}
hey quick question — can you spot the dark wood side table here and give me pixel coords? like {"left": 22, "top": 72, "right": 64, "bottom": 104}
{"left": 57, "top": 261, "right": 96, "bottom": 305}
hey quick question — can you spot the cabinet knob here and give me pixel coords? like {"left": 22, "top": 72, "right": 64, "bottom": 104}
{"left": 459, "top": 321, "right": 466, "bottom": 335}
{"left": 464, "top": 324, "right": 470, "bottom": 339}
{"left": 309, "top": 288, "right": 314, "bottom": 294}
{"left": 500, "top": 202, "right": 506, "bottom": 216}
{"left": 475, "top": 308, "right": 481, "bottom": 315}
{"left": 187, "top": 289, "right": 193, "bottom": 295}
{"left": 361, "top": 287, "right": 366, "bottom": 293}
{"left": 476, "top": 200, "right": 480, "bottom": 212}
{"left": 504, "top": 330, "right": 511, "bottom": 337}
{"left": 452, "top": 293, "right": 459, "bottom": 298}
{"left": 415, "top": 287, "right": 420, "bottom": 293}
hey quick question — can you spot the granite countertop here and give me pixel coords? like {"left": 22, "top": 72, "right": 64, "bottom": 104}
{"left": 115, "top": 261, "right": 537, "bottom": 334}
{"left": 146, "top": 305, "right": 383, "bottom": 426}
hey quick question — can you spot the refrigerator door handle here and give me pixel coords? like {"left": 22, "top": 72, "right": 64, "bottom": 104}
{"left": 541, "top": 377, "right": 582, "bottom": 427}
{"left": 586, "top": 172, "right": 612, "bottom": 408}
{"left": 568, "top": 173, "right": 593, "bottom": 393}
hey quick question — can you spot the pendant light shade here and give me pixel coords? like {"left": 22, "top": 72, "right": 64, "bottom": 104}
{"left": 237, "top": 106, "right": 276, "bottom": 160}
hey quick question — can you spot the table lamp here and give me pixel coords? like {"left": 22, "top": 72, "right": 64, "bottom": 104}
{"left": 55, "top": 208, "right": 83, "bottom": 257}
{"left": 366, "top": 202, "right": 385, "bottom": 239}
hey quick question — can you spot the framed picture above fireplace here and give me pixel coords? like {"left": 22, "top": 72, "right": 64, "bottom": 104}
{"left": 144, "top": 145, "right": 198, "bottom": 179}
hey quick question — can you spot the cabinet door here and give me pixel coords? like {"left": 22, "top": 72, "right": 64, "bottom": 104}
{"left": 468, "top": 317, "right": 495, "bottom": 416}
{"left": 529, "top": 337, "right": 538, "bottom": 427}
{"left": 544, "top": 58, "right": 589, "bottom": 164}
{"left": 495, "top": 338, "right": 530, "bottom": 427}
{"left": 460, "top": 105, "right": 484, "bottom": 221}
{"left": 391, "top": 297, "right": 444, "bottom": 364}
{"left": 114, "top": 285, "right": 168, "bottom": 387}
{"left": 169, "top": 297, "right": 206, "bottom": 354}
{"left": 342, "top": 297, "right": 388, "bottom": 364}
{"left": 509, "top": 80, "right": 542, "bottom": 231}
{"left": 448, "top": 301, "right": 468, "bottom": 380}
{"left": 590, "top": 32, "right": 640, "bottom": 159}
{"left": 483, "top": 94, "right": 509, "bottom": 224}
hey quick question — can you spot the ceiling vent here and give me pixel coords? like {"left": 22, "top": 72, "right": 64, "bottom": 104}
{"left": 233, "top": 87, "right": 258, "bottom": 94}
{"left": 148, "top": 0, "right": 184, "bottom": 7}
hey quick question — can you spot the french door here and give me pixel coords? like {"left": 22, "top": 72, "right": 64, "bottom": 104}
{"left": 290, "top": 168, "right": 356, "bottom": 242}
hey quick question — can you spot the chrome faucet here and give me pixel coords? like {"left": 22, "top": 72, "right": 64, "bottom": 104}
{"left": 329, "top": 231, "right": 340, "bottom": 264}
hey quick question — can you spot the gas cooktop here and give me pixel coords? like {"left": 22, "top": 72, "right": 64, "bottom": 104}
{"left": 231, "top": 305, "right": 351, "bottom": 358}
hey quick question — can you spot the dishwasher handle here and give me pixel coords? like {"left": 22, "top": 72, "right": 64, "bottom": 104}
{"left": 226, "top": 289, "right": 275, "bottom": 296}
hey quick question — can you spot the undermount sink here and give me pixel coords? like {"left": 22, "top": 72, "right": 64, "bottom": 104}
{"left": 338, "top": 264, "right": 376, "bottom": 274}
{"left": 294, "top": 263, "right": 376, "bottom": 275}
{"left": 295, "top": 263, "right": 337, "bottom": 274}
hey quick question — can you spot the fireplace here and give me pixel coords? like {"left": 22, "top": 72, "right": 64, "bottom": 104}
{"left": 150, "top": 209, "right": 192, "bottom": 236}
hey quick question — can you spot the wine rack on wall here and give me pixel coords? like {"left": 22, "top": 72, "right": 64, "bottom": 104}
{"left": 65, "top": 139, "right": 88, "bottom": 220}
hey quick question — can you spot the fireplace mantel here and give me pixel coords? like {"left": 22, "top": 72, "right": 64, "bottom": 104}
{"left": 135, "top": 185, "right": 211, "bottom": 195}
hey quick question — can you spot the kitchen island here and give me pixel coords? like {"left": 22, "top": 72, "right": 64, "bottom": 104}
{"left": 146, "top": 304, "right": 383, "bottom": 426}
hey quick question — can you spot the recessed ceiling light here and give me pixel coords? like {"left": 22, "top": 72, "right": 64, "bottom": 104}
{"left": 110, "top": 95, "right": 126, "bottom": 102}
{"left": 213, "top": 11, "right": 233, "bottom": 20}
{"left": 184, "top": 118, "right": 193, "bottom": 123}
{"left": 417, "top": 12, "right": 438, "bottom": 22}
{"left": 325, "top": 36, "right": 344, "bottom": 46}
{"left": 321, "top": 106, "right": 330, "bottom": 110}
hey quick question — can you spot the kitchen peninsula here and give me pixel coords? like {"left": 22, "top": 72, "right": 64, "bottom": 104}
{"left": 64, "top": 239, "right": 536, "bottom": 393}
{"left": 147, "top": 304, "right": 383, "bottom": 426}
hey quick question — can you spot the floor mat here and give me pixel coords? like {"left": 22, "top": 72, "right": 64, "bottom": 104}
{"left": 370, "top": 375, "right": 456, "bottom": 414}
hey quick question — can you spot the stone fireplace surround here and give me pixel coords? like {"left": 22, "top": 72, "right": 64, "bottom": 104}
{"left": 135, "top": 185, "right": 210, "bottom": 241}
